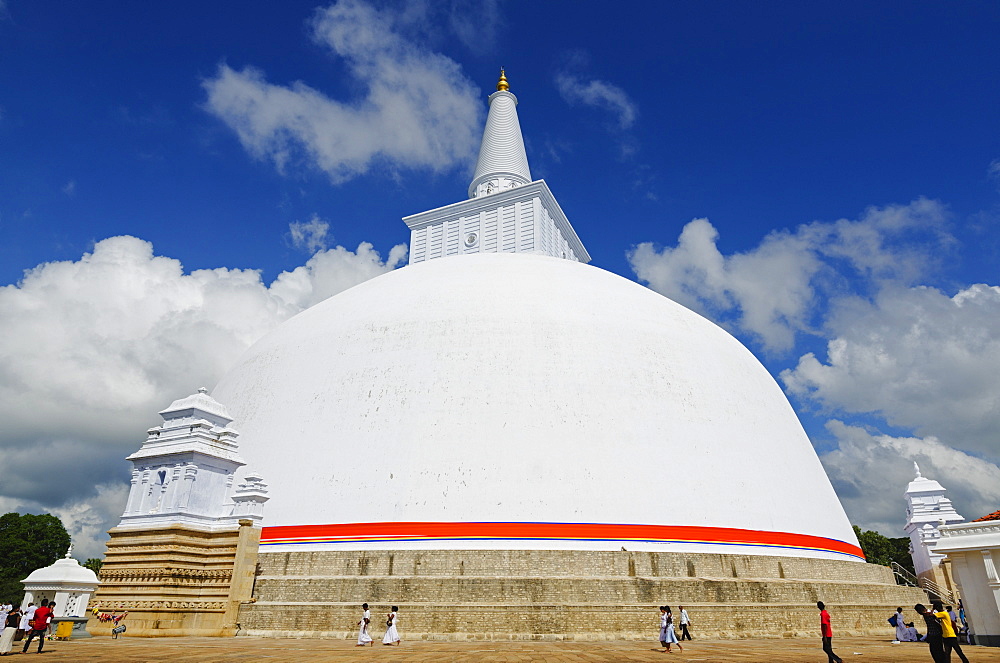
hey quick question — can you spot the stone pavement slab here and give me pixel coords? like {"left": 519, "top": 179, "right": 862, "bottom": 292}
{"left": 9, "top": 636, "right": 1000, "bottom": 662}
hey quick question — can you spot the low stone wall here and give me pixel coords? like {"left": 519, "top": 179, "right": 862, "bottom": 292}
{"left": 238, "top": 549, "right": 926, "bottom": 640}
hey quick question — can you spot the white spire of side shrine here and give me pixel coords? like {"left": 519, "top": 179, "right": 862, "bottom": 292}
{"left": 904, "top": 463, "right": 964, "bottom": 581}
{"left": 468, "top": 69, "right": 532, "bottom": 199}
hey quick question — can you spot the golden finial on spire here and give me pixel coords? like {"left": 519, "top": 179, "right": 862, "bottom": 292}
{"left": 496, "top": 68, "right": 509, "bottom": 92}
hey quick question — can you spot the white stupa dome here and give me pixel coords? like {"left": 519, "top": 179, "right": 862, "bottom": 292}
{"left": 213, "top": 252, "right": 862, "bottom": 561}
{"left": 22, "top": 554, "right": 99, "bottom": 588}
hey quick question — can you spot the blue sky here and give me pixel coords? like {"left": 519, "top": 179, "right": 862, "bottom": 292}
{"left": 2, "top": 0, "right": 999, "bottom": 557}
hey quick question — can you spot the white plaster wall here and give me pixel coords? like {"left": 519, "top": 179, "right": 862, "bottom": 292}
{"left": 213, "top": 253, "right": 858, "bottom": 558}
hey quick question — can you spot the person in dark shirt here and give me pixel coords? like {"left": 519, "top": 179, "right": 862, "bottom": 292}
{"left": 933, "top": 600, "right": 969, "bottom": 663}
{"left": 915, "top": 603, "right": 946, "bottom": 663}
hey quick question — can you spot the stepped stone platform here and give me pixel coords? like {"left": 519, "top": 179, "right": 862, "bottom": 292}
{"left": 237, "top": 549, "right": 926, "bottom": 640}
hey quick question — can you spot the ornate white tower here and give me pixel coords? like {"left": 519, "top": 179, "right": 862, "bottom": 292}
{"left": 904, "top": 462, "right": 964, "bottom": 587}
{"left": 405, "top": 70, "right": 590, "bottom": 265}
{"left": 119, "top": 387, "right": 268, "bottom": 530}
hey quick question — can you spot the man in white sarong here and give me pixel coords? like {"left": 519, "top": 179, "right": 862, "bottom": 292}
{"left": 356, "top": 603, "right": 373, "bottom": 646}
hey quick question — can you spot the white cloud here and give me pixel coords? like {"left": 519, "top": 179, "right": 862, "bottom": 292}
{"left": 821, "top": 421, "right": 1000, "bottom": 536}
{"left": 555, "top": 72, "right": 637, "bottom": 130}
{"left": 203, "top": 0, "right": 482, "bottom": 183}
{"left": 270, "top": 240, "right": 407, "bottom": 310}
{"left": 289, "top": 215, "right": 330, "bottom": 254}
{"left": 0, "top": 234, "right": 405, "bottom": 555}
{"left": 62, "top": 179, "right": 76, "bottom": 196}
{"left": 447, "top": 0, "right": 503, "bottom": 52}
{"left": 629, "top": 198, "right": 952, "bottom": 352}
{"left": 783, "top": 282, "right": 1000, "bottom": 459}
{"left": 989, "top": 158, "right": 1000, "bottom": 188}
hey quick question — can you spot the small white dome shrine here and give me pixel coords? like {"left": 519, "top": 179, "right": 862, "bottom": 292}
{"left": 21, "top": 545, "right": 99, "bottom": 618}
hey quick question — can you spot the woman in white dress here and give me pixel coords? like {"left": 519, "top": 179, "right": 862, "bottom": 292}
{"left": 382, "top": 606, "right": 400, "bottom": 645}
{"left": 356, "top": 603, "right": 373, "bottom": 646}
{"left": 0, "top": 606, "right": 20, "bottom": 655}
{"left": 660, "top": 605, "right": 683, "bottom": 652}
{"left": 658, "top": 606, "right": 670, "bottom": 651}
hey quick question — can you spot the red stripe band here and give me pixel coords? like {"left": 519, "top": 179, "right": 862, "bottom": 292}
{"left": 260, "top": 521, "right": 864, "bottom": 560}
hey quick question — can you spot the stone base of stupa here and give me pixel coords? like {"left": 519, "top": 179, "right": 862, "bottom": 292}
{"left": 237, "top": 549, "right": 926, "bottom": 640}
{"left": 86, "top": 520, "right": 261, "bottom": 637}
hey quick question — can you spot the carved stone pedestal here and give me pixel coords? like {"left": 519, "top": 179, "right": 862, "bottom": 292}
{"left": 86, "top": 519, "right": 260, "bottom": 637}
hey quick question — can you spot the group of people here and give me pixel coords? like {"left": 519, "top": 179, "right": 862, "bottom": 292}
{"left": 891, "top": 602, "right": 967, "bottom": 646}
{"left": 656, "top": 605, "right": 691, "bottom": 652}
{"left": 913, "top": 601, "right": 971, "bottom": 663}
{"left": 355, "top": 603, "right": 401, "bottom": 647}
{"left": 0, "top": 599, "right": 55, "bottom": 655}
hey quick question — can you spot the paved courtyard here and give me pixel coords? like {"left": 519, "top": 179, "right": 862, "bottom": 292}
{"left": 10, "top": 636, "right": 1000, "bottom": 662}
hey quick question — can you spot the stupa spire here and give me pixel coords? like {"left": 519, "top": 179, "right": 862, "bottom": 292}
{"left": 468, "top": 68, "right": 532, "bottom": 199}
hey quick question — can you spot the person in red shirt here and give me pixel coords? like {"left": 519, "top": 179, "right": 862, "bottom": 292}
{"left": 21, "top": 599, "right": 53, "bottom": 654}
{"left": 818, "top": 601, "right": 843, "bottom": 663}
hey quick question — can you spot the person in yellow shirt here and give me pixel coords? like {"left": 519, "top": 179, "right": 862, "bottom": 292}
{"left": 932, "top": 600, "right": 969, "bottom": 663}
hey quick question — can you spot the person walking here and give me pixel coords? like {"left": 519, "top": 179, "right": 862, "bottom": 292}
{"left": 916, "top": 603, "right": 946, "bottom": 663}
{"left": 658, "top": 606, "right": 683, "bottom": 653}
{"left": 382, "top": 606, "right": 400, "bottom": 646}
{"left": 657, "top": 606, "right": 670, "bottom": 652}
{"left": 678, "top": 605, "right": 692, "bottom": 640}
{"left": 21, "top": 599, "right": 52, "bottom": 654}
{"left": 356, "top": 602, "right": 373, "bottom": 646}
{"left": 16, "top": 604, "right": 33, "bottom": 642}
{"left": 0, "top": 605, "right": 20, "bottom": 655}
{"left": 934, "top": 600, "right": 969, "bottom": 663}
{"left": 818, "top": 602, "right": 843, "bottom": 663}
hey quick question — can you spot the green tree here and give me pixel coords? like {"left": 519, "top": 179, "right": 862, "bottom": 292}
{"left": 0, "top": 512, "right": 72, "bottom": 603}
{"left": 853, "top": 525, "right": 914, "bottom": 576}
{"left": 83, "top": 558, "right": 103, "bottom": 575}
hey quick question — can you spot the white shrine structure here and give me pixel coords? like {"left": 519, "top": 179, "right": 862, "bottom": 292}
{"left": 119, "top": 387, "right": 269, "bottom": 530}
{"left": 92, "top": 70, "right": 923, "bottom": 639}
{"left": 937, "top": 511, "right": 1000, "bottom": 647}
{"left": 904, "top": 462, "right": 964, "bottom": 592}
{"left": 87, "top": 388, "right": 267, "bottom": 636}
{"left": 21, "top": 545, "right": 100, "bottom": 623}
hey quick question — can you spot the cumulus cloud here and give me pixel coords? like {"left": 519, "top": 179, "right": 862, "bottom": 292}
{"left": 555, "top": 72, "right": 637, "bottom": 130}
{"left": 0, "top": 234, "right": 405, "bottom": 555}
{"left": 629, "top": 198, "right": 952, "bottom": 352}
{"left": 203, "top": 0, "right": 482, "bottom": 183}
{"left": 821, "top": 421, "right": 1000, "bottom": 535}
{"left": 783, "top": 282, "right": 1000, "bottom": 459}
{"left": 289, "top": 215, "right": 331, "bottom": 254}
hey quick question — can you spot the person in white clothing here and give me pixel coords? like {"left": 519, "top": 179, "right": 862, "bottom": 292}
{"left": 382, "top": 606, "right": 400, "bottom": 645}
{"left": 890, "top": 607, "right": 907, "bottom": 643}
{"left": 0, "top": 605, "right": 21, "bottom": 654}
{"left": 18, "top": 604, "right": 34, "bottom": 634}
{"left": 679, "top": 605, "right": 692, "bottom": 640}
{"left": 356, "top": 603, "right": 373, "bottom": 646}
{"left": 658, "top": 606, "right": 682, "bottom": 652}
